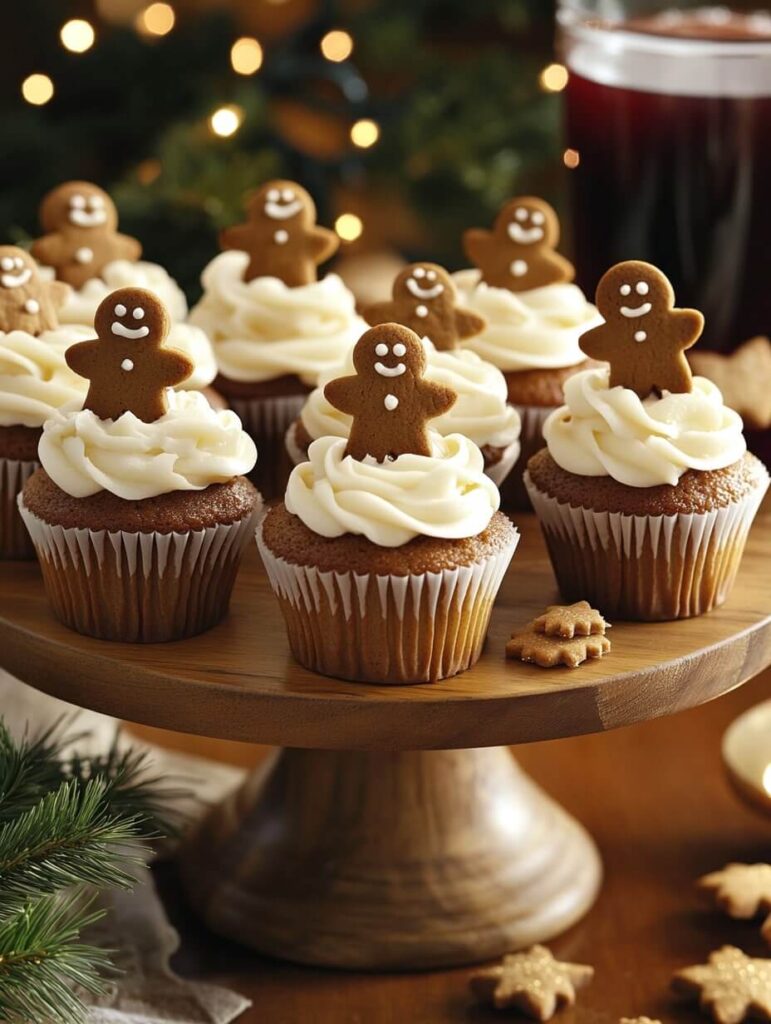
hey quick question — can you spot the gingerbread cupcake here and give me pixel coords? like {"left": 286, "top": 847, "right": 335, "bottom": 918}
{"left": 454, "top": 197, "right": 601, "bottom": 508}
{"left": 0, "top": 247, "right": 94, "bottom": 559}
{"left": 259, "top": 323, "right": 519, "bottom": 684}
{"left": 189, "top": 180, "right": 365, "bottom": 495}
{"left": 286, "top": 263, "right": 521, "bottom": 486}
{"left": 526, "top": 261, "right": 769, "bottom": 621}
{"left": 32, "top": 181, "right": 219, "bottom": 401}
{"left": 19, "top": 287, "right": 259, "bottom": 641}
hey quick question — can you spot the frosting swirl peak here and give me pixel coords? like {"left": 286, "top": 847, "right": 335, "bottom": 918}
{"left": 0, "top": 326, "right": 91, "bottom": 429}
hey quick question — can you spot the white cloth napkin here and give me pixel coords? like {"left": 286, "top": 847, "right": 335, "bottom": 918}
{"left": 0, "top": 670, "right": 251, "bottom": 1024}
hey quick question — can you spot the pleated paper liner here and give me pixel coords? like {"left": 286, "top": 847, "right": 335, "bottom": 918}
{"left": 229, "top": 393, "right": 306, "bottom": 500}
{"left": 19, "top": 498, "right": 262, "bottom": 642}
{"left": 257, "top": 518, "right": 519, "bottom": 684}
{"left": 525, "top": 469, "right": 769, "bottom": 621}
{"left": 1, "top": 457, "right": 39, "bottom": 560}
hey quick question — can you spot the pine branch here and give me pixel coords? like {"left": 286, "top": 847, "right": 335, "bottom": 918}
{"left": 0, "top": 893, "right": 110, "bottom": 1024}
{"left": 0, "top": 718, "right": 85, "bottom": 823}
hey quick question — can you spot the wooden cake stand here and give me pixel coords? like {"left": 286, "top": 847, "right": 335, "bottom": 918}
{"left": 0, "top": 512, "right": 769, "bottom": 971}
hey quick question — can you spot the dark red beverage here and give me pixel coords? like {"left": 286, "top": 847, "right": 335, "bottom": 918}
{"left": 561, "top": 5, "right": 771, "bottom": 351}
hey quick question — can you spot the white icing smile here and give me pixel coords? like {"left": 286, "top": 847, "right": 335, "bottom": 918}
{"left": 620, "top": 302, "right": 652, "bottom": 318}
{"left": 375, "top": 362, "right": 406, "bottom": 377}
{"left": 406, "top": 277, "right": 444, "bottom": 300}
{"left": 507, "top": 223, "right": 544, "bottom": 245}
{"left": 1, "top": 268, "right": 31, "bottom": 289}
{"left": 112, "top": 322, "right": 149, "bottom": 339}
{"left": 69, "top": 208, "right": 107, "bottom": 228}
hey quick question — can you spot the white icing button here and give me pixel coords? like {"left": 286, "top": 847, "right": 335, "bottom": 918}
{"left": 511, "top": 260, "right": 528, "bottom": 277}
{"left": 384, "top": 394, "right": 399, "bottom": 411}
{"left": 24, "top": 299, "right": 40, "bottom": 314}
{"left": 121, "top": 358, "right": 134, "bottom": 372}
{"left": 634, "top": 330, "right": 647, "bottom": 342}
{"left": 75, "top": 247, "right": 93, "bottom": 265}
{"left": 415, "top": 305, "right": 428, "bottom": 318}
{"left": 274, "top": 229, "right": 289, "bottom": 245}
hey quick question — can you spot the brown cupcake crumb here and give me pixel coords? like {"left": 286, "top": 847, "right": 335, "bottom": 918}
{"left": 504, "top": 359, "right": 602, "bottom": 408}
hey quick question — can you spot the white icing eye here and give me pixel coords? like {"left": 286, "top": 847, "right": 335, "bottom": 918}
{"left": 515, "top": 207, "right": 528, "bottom": 221}
{"left": 392, "top": 342, "right": 406, "bottom": 357}
{"left": 132, "top": 307, "right": 145, "bottom": 320}
{"left": 619, "top": 284, "right": 631, "bottom": 296}
{"left": 88, "top": 195, "right": 103, "bottom": 209}
{"left": 636, "top": 281, "right": 649, "bottom": 295}
{"left": 281, "top": 188, "right": 295, "bottom": 201}
{"left": 114, "top": 303, "right": 127, "bottom": 316}
{"left": 267, "top": 189, "right": 280, "bottom": 202}
{"left": 375, "top": 343, "right": 389, "bottom": 357}
{"left": 425, "top": 270, "right": 436, "bottom": 281}
{"left": 70, "top": 194, "right": 86, "bottom": 209}
{"left": 531, "top": 211, "right": 545, "bottom": 225}
{"left": 0, "top": 257, "right": 13, "bottom": 271}
{"left": 413, "top": 267, "right": 426, "bottom": 278}
{"left": 14, "top": 257, "right": 24, "bottom": 269}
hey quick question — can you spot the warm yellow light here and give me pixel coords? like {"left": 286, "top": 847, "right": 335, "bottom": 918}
{"left": 335, "top": 212, "right": 363, "bottom": 242}
{"left": 350, "top": 118, "right": 379, "bottom": 149}
{"left": 22, "top": 74, "right": 54, "bottom": 106}
{"left": 137, "top": 158, "right": 162, "bottom": 185}
{"left": 60, "top": 19, "right": 96, "bottom": 53}
{"left": 540, "top": 62, "right": 569, "bottom": 92}
{"left": 231, "top": 37, "right": 263, "bottom": 75}
{"left": 563, "top": 147, "right": 580, "bottom": 169}
{"left": 209, "top": 104, "right": 244, "bottom": 138}
{"left": 763, "top": 763, "right": 771, "bottom": 796}
{"left": 320, "top": 29, "right": 353, "bottom": 62}
{"left": 137, "top": 2, "right": 175, "bottom": 36}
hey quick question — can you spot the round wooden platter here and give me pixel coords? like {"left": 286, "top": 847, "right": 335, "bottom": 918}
{"left": 0, "top": 512, "right": 768, "bottom": 752}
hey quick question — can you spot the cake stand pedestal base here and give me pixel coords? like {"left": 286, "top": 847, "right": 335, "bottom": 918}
{"left": 179, "top": 745, "right": 602, "bottom": 970}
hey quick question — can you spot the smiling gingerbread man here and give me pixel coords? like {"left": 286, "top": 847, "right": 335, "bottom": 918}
{"left": 65, "top": 287, "right": 193, "bottom": 423}
{"left": 220, "top": 179, "right": 339, "bottom": 287}
{"left": 363, "top": 263, "right": 485, "bottom": 352}
{"left": 579, "top": 260, "right": 703, "bottom": 398}
{"left": 31, "top": 182, "right": 142, "bottom": 291}
{"left": 324, "top": 324, "right": 456, "bottom": 462}
{"left": 0, "top": 246, "right": 69, "bottom": 335}
{"left": 463, "top": 196, "right": 574, "bottom": 293}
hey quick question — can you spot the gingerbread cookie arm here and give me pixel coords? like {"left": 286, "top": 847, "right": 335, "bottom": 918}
{"left": 324, "top": 376, "right": 365, "bottom": 418}
{"left": 219, "top": 222, "right": 256, "bottom": 254}
{"left": 49, "top": 280, "right": 71, "bottom": 312}
{"left": 361, "top": 300, "right": 399, "bottom": 328}
{"left": 29, "top": 234, "right": 60, "bottom": 269}
{"left": 673, "top": 308, "right": 704, "bottom": 350}
{"left": 65, "top": 338, "right": 101, "bottom": 380}
{"left": 462, "top": 228, "right": 494, "bottom": 271}
{"left": 419, "top": 379, "right": 456, "bottom": 419}
{"left": 578, "top": 323, "right": 613, "bottom": 363}
{"left": 453, "top": 306, "right": 486, "bottom": 340}
{"left": 156, "top": 347, "right": 194, "bottom": 389}
{"left": 114, "top": 233, "right": 142, "bottom": 263}
{"left": 544, "top": 251, "right": 576, "bottom": 285}
{"left": 308, "top": 225, "right": 340, "bottom": 264}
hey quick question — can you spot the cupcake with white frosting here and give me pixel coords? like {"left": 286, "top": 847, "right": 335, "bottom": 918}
{"left": 456, "top": 196, "right": 602, "bottom": 507}
{"left": 525, "top": 261, "right": 769, "bottom": 620}
{"left": 31, "top": 181, "right": 219, "bottom": 400}
{"left": 189, "top": 180, "right": 364, "bottom": 496}
{"left": 258, "top": 324, "right": 519, "bottom": 683}
{"left": 19, "top": 287, "right": 260, "bottom": 641}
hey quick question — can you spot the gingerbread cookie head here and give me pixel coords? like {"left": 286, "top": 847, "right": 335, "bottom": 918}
{"left": 39, "top": 181, "right": 118, "bottom": 235}
{"left": 66, "top": 287, "right": 193, "bottom": 423}
{"left": 324, "top": 323, "right": 456, "bottom": 463}
{"left": 496, "top": 197, "right": 560, "bottom": 251}
{"left": 247, "top": 179, "right": 317, "bottom": 230}
{"left": 393, "top": 263, "right": 454, "bottom": 309}
{"left": 580, "top": 260, "right": 704, "bottom": 398}
{"left": 0, "top": 246, "right": 69, "bottom": 335}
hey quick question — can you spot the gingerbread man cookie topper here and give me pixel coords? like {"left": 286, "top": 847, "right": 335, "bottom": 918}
{"left": 65, "top": 288, "right": 193, "bottom": 423}
{"left": 463, "top": 196, "right": 574, "bottom": 293}
{"left": 324, "top": 323, "right": 456, "bottom": 463}
{"left": 220, "top": 179, "right": 339, "bottom": 287}
{"left": 0, "top": 246, "right": 69, "bottom": 336}
{"left": 580, "top": 260, "right": 704, "bottom": 398}
{"left": 363, "top": 263, "right": 486, "bottom": 352}
{"left": 31, "top": 182, "right": 142, "bottom": 291}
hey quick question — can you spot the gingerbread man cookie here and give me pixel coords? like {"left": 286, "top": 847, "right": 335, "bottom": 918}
{"left": 31, "top": 182, "right": 142, "bottom": 291}
{"left": 0, "top": 246, "right": 69, "bottom": 335}
{"left": 580, "top": 261, "right": 703, "bottom": 398}
{"left": 463, "top": 196, "right": 574, "bottom": 293}
{"left": 324, "top": 324, "right": 456, "bottom": 462}
{"left": 220, "top": 179, "right": 339, "bottom": 287}
{"left": 65, "top": 288, "right": 193, "bottom": 423}
{"left": 362, "top": 263, "right": 485, "bottom": 352}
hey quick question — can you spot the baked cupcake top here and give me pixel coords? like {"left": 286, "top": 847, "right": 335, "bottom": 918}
{"left": 38, "top": 288, "right": 256, "bottom": 500}
{"left": 299, "top": 336, "right": 521, "bottom": 451}
{"left": 286, "top": 324, "right": 500, "bottom": 547}
{"left": 543, "top": 261, "right": 746, "bottom": 488}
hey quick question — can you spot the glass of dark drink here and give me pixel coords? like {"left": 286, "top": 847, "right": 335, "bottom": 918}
{"left": 559, "top": 2, "right": 771, "bottom": 352}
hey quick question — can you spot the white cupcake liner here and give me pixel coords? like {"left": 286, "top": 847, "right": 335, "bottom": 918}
{"left": 257, "top": 518, "right": 518, "bottom": 683}
{"left": 524, "top": 468, "right": 769, "bottom": 620}
{"left": 1, "top": 456, "right": 39, "bottom": 560}
{"left": 229, "top": 394, "right": 307, "bottom": 499}
{"left": 498, "top": 403, "right": 555, "bottom": 511}
{"left": 19, "top": 496, "right": 261, "bottom": 642}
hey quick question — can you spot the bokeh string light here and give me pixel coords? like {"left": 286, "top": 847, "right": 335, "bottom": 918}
{"left": 563, "top": 147, "right": 580, "bottom": 169}
{"left": 22, "top": 73, "right": 54, "bottom": 105}
{"left": 136, "top": 2, "right": 175, "bottom": 37}
{"left": 60, "top": 19, "right": 96, "bottom": 53}
{"left": 209, "top": 104, "right": 244, "bottom": 138}
{"left": 350, "top": 118, "right": 379, "bottom": 149}
{"left": 539, "top": 62, "right": 568, "bottom": 92}
{"left": 335, "top": 212, "right": 363, "bottom": 242}
{"left": 231, "top": 37, "right": 263, "bottom": 75}
{"left": 320, "top": 29, "right": 354, "bottom": 62}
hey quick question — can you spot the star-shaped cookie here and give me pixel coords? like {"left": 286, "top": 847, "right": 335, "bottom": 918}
{"left": 699, "top": 864, "right": 771, "bottom": 945}
{"left": 532, "top": 601, "right": 609, "bottom": 639}
{"left": 506, "top": 628, "right": 611, "bottom": 668}
{"left": 689, "top": 337, "right": 771, "bottom": 431}
{"left": 672, "top": 946, "right": 771, "bottom": 1024}
{"left": 469, "top": 945, "right": 594, "bottom": 1019}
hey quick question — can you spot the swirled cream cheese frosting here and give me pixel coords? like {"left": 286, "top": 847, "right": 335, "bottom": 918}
{"left": 300, "top": 338, "right": 521, "bottom": 450}
{"left": 0, "top": 326, "right": 91, "bottom": 429}
{"left": 286, "top": 432, "right": 500, "bottom": 547}
{"left": 543, "top": 367, "right": 746, "bottom": 487}
{"left": 38, "top": 389, "right": 257, "bottom": 500}
{"left": 189, "top": 251, "right": 364, "bottom": 386}
{"left": 41, "top": 259, "right": 189, "bottom": 324}
{"left": 453, "top": 268, "right": 600, "bottom": 372}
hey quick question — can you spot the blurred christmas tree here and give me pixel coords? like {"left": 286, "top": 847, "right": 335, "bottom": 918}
{"left": 2, "top": 0, "right": 564, "bottom": 300}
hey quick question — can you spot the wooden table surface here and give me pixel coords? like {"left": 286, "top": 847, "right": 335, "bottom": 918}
{"left": 150, "top": 666, "right": 771, "bottom": 1024}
